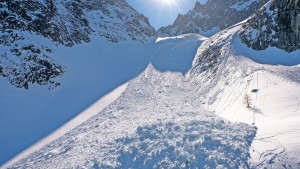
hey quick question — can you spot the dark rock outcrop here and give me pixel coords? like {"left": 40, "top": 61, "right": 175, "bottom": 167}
{"left": 239, "top": 0, "right": 300, "bottom": 52}
{"left": 0, "top": 0, "right": 156, "bottom": 89}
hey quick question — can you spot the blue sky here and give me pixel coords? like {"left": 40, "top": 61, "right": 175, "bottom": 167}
{"left": 126, "top": 0, "right": 206, "bottom": 30}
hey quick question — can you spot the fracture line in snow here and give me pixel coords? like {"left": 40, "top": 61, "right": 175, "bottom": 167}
{"left": 0, "top": 83, "right": 128, "bottom": 169}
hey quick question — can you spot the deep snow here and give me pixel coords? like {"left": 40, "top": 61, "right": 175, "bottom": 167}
{"left": 0, "top": 34, "right": 205, "bottom": 166}
{"left": 4, "top": 65, "right": 257, "bottom": 169}
{"left": 2, "top": 23, "right": 300, "bottom": 169}
{"left": 1, "top": 83, "right": 128, "bottom": 168}
{"left": 189, "top": 24, "right": 300, "bottom": 168}
{"left": 0, "top": 36, "right": 152, "bottom": 165}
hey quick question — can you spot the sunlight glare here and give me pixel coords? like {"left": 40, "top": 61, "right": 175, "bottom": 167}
{"left": 162, "top": 0, "right": 175, "bottom": 6}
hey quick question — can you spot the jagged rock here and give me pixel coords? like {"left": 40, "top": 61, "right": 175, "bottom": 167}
{"left": 157, "top": 0, "right": 268, "bottom": 37}
{"left": 0, "top": 0, "right": 156, "bottom": 45}
{"left": 0, "top": 0, "right": 156, "bottom": 89}
{"left": 0, "top": 31, "right": 65, "bottom": 89}
{"left": 239, "top": 0, "right": 300, "bottom": 52}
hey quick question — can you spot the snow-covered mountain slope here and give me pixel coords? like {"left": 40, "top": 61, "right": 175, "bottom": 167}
{"left": 189, "top": 24, "right": 300, "bottom": 168}
{"left": 2, "top": 1, "right": 300, "bottom": 168}
{"left": 157, "top": 0, "right": 268, "bottom": 38}
{"left": 0, "top": 33, "right": 206, "bottom": 166}
{"left": 4, "top": 22, "right": 300, "bottom": 168}
{"left": 0, "top": 37, "right": 153, "bottom": 166}
{"left": 2, "top": 34, "right": 258, "bottom": 169}
{"left": 0, "top": 1, "right": 157, "bottom": 163}
{"left": 0, "top": 31, "right": 65, "bottom": 89}
{"left": 5, "top": 64, "right": 257, "bottom": 169}
{"left": 1, "top": 82, "right": 128, "bottom": 169}
{"left": 0, "top": 0, "right": 155, "bottom": 45}
{"left": 240, "top": 0, "right": 300, "bottom": 52}
{"left": 0, "top": 0, "right": 156, "bottom": 89}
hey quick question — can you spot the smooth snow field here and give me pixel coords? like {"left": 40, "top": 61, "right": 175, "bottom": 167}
{"left": 2, "top": 25, "right": 300, "bottom": 168}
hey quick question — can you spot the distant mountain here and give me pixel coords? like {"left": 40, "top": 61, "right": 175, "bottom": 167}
{"left": 157, "top": 0, "right": 268, "bottom": 37}
{"left": 0, "top": 0, "right": 156, "bottom": 89}
{"left": 239, "top": 0, "right": 300, "bottom": 52}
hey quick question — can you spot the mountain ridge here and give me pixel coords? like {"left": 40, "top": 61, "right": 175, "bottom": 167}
{"left": 157, "top": 0, "right": 269, "bottom": 37}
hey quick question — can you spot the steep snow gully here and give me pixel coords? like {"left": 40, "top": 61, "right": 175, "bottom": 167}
{"left": 0, "top": 34, "right": 205, "bottom": 167}
{"left": 2, "top": 26, "right": 300, "bottom": 168}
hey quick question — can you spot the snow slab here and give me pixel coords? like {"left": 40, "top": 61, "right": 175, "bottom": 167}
{"left": 152, "top": 34, "right": 206, "bottom": 73}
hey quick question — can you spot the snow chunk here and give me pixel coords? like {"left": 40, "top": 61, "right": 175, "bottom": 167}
{"left": 112, "top": 115, "right": 256, "bottom": 169}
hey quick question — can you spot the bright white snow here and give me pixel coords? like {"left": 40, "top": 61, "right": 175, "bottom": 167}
{"left": 2, "top": 21, "right": 300, "bottom": 169}
{"left": 0, "top": 33, "right": 205, "bottom": 166}
{"left": 5, "top": 65, "right": 256, "bottom": 169}
{"left": 189, "top": 24, "right": 300, "bottom": 168}
{"left": 0, "top": 36, "right": 154, "bottom": 165}
{"left": 1, "top": 83, "right": 128, "bottom": 169}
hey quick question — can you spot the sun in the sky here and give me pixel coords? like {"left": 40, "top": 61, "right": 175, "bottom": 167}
{"left": 161, "top": 0, "right": 176, "bottom": 6}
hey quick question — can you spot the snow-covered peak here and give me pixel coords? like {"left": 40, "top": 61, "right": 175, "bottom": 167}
{"left": 0, "top": 0, "right": 155, "bottom": 45}
{"left": 157, "top": 0, "right": 268, "bottom": 38}
{"left": 83, "top": 0, "right": 156, "bottom": 43}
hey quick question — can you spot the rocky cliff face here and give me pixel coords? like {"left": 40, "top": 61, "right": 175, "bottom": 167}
{"left": 0, "top": 0, "right": 156, "bottom": 89}
{"left": 157, "top": 0, "right": 268, "bottom": 37}
{"left": 0, "top": 32, "right": 64, "bottom": 89}
{"left": 239, "top": 0, "right": 300, "bottom": 52}
{"left": 0, "top": 0, "right": 155, "bottom": 45}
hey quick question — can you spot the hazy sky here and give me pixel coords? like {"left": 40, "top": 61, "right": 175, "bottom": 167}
{"left": 126, "top": 0, "right": 206, "bottom": 30}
